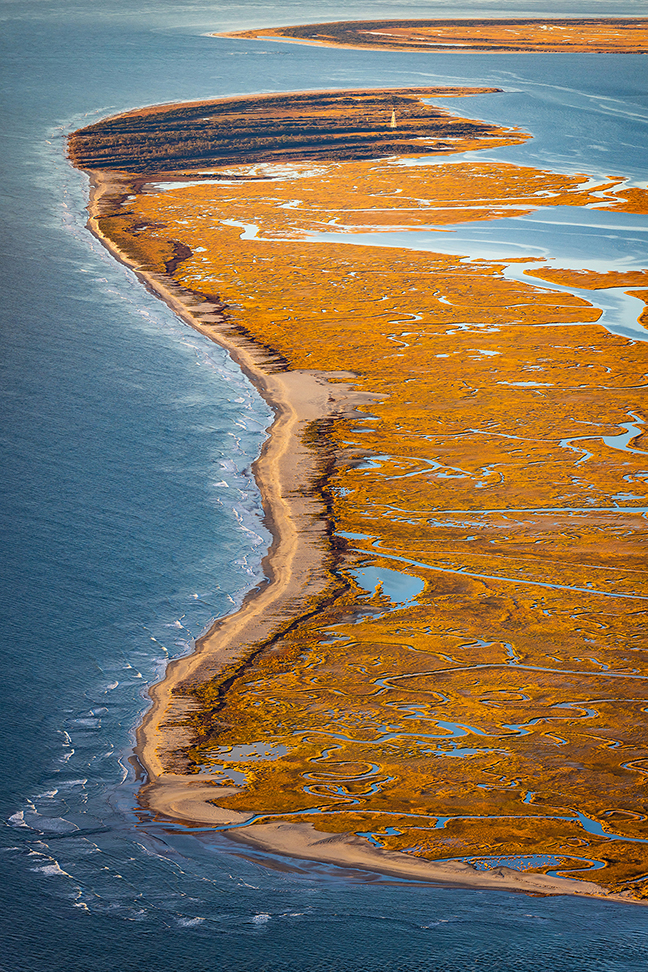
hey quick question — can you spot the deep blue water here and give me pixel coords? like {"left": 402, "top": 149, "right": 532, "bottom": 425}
{"left": 2, "top": 2, "right": 648, "bottom": 969}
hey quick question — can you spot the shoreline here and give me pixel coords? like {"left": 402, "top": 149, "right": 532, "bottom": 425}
{"left": 86, "top": 172, "right": 373, "bottom": 777}
{"left": 84, "top": 169, "right": 640, "bottom": 904}
{"left": 227, "top": 822, "right": 640, "bottom": 902}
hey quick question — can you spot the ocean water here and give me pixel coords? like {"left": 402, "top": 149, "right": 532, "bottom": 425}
{"left": 2, "top": 1, "right": 648, "bottom": 969}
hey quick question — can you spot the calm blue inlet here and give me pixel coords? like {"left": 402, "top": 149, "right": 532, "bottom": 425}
{"left": 2, "top": 1, "right": 648, "bottom": 969}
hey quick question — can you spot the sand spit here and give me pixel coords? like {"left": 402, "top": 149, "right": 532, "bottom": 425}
{"left": 230, "top": 822, "right": 622, "bottom": 899}
{"left": 138, "top": 787, "right": 636, "bottom": 901}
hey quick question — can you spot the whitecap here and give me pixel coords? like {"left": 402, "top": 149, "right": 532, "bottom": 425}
{"left": 31, "top": 862, "right": 72, "bottom": 878}
{"left": 8, "top": 810, "right": 28, "bottom": 828}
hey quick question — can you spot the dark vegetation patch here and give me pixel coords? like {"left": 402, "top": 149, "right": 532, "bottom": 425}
{"left": 68, "top": 87, "right": 510, "bottom": 174}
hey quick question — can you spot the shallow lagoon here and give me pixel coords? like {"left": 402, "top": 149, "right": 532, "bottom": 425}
{"left": 2, "top": 1, "right": 648, "bottom": 968}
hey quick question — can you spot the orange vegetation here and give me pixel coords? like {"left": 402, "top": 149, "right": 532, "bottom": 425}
{"left": 225, "top": 18, "right": 648, "bottom": 55}
{"left": 632, "top": 291, "right": 648, "bottom": 327}
{"left": 602, "top": 188, "right": 648, "bottom": 214}
{"left": 81, "top": 130, "right": 648, "bottom": 894}
{"left": 526, "top": 268, "right": 648, "bottom": 290}
{"left": 525, "top": 269, "right": 648, "bottom": 330}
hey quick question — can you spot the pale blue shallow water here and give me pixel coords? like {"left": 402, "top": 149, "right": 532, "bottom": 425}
{"left": 2, "top": 1, "right": 648, "bottom": 969}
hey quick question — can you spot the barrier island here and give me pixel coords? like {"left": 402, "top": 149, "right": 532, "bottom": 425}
{"left": 69, "top": 82, "right": 648, "bottom": 900}
{"left": 220, "top": 18, "right": 648, "bottom": 54}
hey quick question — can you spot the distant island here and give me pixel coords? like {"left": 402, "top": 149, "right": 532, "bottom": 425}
{"left": 218, "top": 17, "right": 648, "bottom": 54}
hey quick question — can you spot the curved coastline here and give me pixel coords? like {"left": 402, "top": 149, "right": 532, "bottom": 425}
{"left": 86, "top": 171, "right": 368, "bottom": 772}
{"left": 79, "top": 169, "right": 644, "bottom": 904}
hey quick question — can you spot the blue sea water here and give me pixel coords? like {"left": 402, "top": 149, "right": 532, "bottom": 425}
{"left": 2, "top": 1, "right": 648, "bottom": 969}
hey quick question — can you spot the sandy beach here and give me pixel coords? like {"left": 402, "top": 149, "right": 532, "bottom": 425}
{"left": 87, "top": 175, "right": 378, "bottom": 777}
